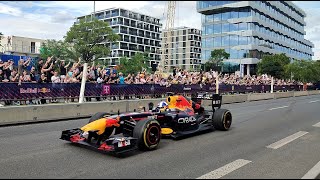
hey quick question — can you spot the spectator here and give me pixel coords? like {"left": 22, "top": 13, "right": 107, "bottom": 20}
{"left": 36, "top": 59, "right": 44, "bottom": 75}
{"left": 0, "top": 69, "right": 8, "bottom": 82}
{"left": 9, "top": 69, "right": 19, "bottom": 82}
{"left": 0, "top": 60, "right": 4, "bottom": 71}
{"left": 20, "top": 70, "right": 31, "bottom": 82}
{"left": 29, "top": 66, "right": 37, "bottom": 83}
{"left": 3, "top": 60, "right": 13, "bottom": 80}
{"left": 41, "top": 57, "right": 54, "bottom": 82}
{"left": 97, "top": 74, "right": 104, "bottom": 84}
{"left": 173, "top": 67, "right": 177, "bottom": 77}
{"left": 37, "top": 73, "right": 48, "bottom": 104}
{"left": 109, "top": 73, "right": 118, "bottom": 84}
{"left": 63, "top": 73, "right": 72, "bottom": 83}
{"left": 51, "top": 71, "right": 61, "bottom": 83}
{"left": 118, "top": 72, "right": 125, "bottom": 84}
{"left": 59, "top": 60, "right": 70, "bottom": 83}
{"left": 18, "top": 58, "right": 31, "bottom": 76}
{"left": 37, "top": 73, "right": 47, "bottom": 83}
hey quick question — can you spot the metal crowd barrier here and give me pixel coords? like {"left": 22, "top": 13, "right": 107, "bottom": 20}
{"left": 0, "top": 82, "right": 310, "bottom": 106}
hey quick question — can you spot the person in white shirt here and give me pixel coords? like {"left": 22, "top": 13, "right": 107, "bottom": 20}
{"left": 51, "top": 71, "right": 61, "bottom": 83}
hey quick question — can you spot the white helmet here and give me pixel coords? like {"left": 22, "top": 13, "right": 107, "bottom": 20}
{"left": 157, "top": 101, "right": 168, "bottom": 108}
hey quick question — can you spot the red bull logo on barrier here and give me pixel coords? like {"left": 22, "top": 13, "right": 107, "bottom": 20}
{"left": 20, "top": 88, "right": 51, "bottom": 94}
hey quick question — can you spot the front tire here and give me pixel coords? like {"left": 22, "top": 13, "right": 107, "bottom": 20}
{"left": 133, "top": 119, "right": 161, "bottom": 151}
{"left": 212, "top": 109, "right": 232, "bottom": 131}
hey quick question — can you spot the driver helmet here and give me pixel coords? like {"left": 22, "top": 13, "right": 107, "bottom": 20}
{"left": 157, "top": 101, "right": 168, "bottom": 108}
{"left": 156, "top": 101, "right": 168, "bottom": 112}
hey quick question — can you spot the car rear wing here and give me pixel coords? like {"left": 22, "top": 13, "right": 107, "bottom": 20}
{"left": 191, "top": 92, "right": 222, "bottom": 112}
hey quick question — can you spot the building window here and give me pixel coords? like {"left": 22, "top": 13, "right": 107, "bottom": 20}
{"left": 206, "top": 25, "right": 213, "bottom": 35}
{"left": 213, "top": 36, "right": 221, "bottom": 47}
{"left": 206, "top": 37, "right": 213, "bottom": 48}
{"left": 238, "top": 8, "right": 250, "bottom": 18}
{"left": 229, "top": 35, "right": 238, "bottom": 46}
{"left": 222, "top": 35, "right": 229, "bottom": 46}
{"left": 238, "top": 22, "right": 247, "bottom": 31}
{"left": 213, "top": 23, "right": 221, "bottom": 34}
{"left": 31, "top": 42, "right": 35, "bottom": 53}
{"left": 238, "top": 36, "right": 247, "bottom": 45}
{"left": 229, "top": 23, "right": 238, "bottom": 32}
{"left": 222, "top": 23, "right": 229, "bottom": 33}
{"left": 206, "top": 14, "right": 214, "bottom": 23}
{"left": 214, "top": 13, "right": 221, "bottom": 22}
{"left": 221, "top": 11, "right": 230, "bottom": 20}
{"left": 230, "top": 48, "right": 238, "bottom": 59}
{"left": 230, "top": 10, "right": 238, "bottom": 19}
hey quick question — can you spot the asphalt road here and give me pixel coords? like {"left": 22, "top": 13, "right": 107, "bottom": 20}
{"left": 1, "top": 95, "right": 320, "bottom": 179}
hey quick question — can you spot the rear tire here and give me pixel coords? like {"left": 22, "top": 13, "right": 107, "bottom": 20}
{"left": 133, "top": 119, "right": 161, "bottom": 151}
{"left": 212, "top": 109, "right": 232, "bottom": 131}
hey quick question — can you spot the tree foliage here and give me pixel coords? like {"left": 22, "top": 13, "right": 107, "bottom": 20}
{"left": 257, "top": 53, "right": 290, "bottom": 79}
{"left": 64, "top": 18, "right": 120, "bottom": 63}
{"left": 204, "top": 49, "right": 230, "bottom": 72}
{"left": 117, "top": 53, "right": 150, "bottom": 75}
{"left": 285, "top": 59, "right": 320, "bottom": 83}
{"left": 40, "top": 40, "right": 80, "bottom": 64}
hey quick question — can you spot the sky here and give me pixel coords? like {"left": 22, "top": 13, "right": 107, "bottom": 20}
{"left": 1, "top": 1, "right": 320, "bottom": 60}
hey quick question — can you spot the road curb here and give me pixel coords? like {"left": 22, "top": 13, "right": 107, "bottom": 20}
{"left": 301, "top": 161, "right": 320, "bottom": 179}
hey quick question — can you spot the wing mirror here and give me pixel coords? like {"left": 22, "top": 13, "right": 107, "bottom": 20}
{"left": 148, "top": 102, "right": 154, "bottom": 110}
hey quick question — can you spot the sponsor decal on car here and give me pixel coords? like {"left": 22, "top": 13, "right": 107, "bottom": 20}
{"left": 178, "top": 116, "right": 196, "bottom": 123}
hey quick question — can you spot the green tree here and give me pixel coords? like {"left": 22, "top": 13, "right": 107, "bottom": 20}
{"left": 204, "top": 49, "right": 230, "bottom": 72}
{"left": 285, "top": 59, "right": 320, "bottom": 83}
{"left": 64, "top": 18, "right": 119, "bottom": 63}
{"left": 64, "top": 17, "right": 120, "bottom": 103}
{"left": 118, "top": 53, "right": 150, "bottom": 75}
{"left": 257, "top": 53, "right": 290, "bottom": 79}
{"left": 40, "top": 40, "right": 78, "bottom": 61}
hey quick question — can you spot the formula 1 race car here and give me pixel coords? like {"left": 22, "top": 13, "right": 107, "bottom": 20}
{"left": 60, "top": 93, "right": 232, "bottom": 155}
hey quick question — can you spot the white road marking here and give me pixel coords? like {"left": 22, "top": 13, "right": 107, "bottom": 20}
{"left": 309, "top": 100, "right": 320, "bottom": 103}
{"left": 266, "top": 131, "right": 308, "bottom": 149}
{"left": 312, "top": 122, "right": 320, "bottom": 127}
{"left": 268, "top": 106, "right": 289, "bottom": 111}
{"left": 301, "top": 160, "right": 320, "bottom": 179}
{"left": 197, "top": 159, "right": 252, "bottom": 179}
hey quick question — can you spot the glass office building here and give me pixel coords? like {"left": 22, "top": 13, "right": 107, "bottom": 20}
{"left": 197, "top": 1, "right": 314, "bottom": 76}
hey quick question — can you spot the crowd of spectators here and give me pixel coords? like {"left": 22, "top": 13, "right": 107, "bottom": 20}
{"left": 0, "top": 57, "right": 309, "bottom": 106}
{"left": 0, "top": 57, "right": 304, "bottom": 87}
